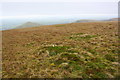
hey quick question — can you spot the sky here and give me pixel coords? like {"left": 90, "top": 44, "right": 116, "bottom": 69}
{"left": 0, "top": 0, "right": 118, "bottom": 19}
{"left": 0, "top": 0, "right": 119, "bottom": 2}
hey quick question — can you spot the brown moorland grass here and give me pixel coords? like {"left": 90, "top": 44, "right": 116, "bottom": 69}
{"left": 2, "top": 21, "right": 119, "bottom": 78}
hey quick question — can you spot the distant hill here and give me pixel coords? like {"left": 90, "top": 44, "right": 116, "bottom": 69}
{"left": 75, "top": 19, "right": 100, "bottom": 23}
{"left": 104, "top": 18, "right": 118, "bottom": 21}
{"left": 75, "top": 18, "right": 118, "bottom": 23}
{"left": 16, "top": 22, "right": 41, "bottom": 29}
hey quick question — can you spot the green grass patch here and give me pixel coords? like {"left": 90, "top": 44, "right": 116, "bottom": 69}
{"left": 44, "top": 46, "right": 70, "bottom": 56}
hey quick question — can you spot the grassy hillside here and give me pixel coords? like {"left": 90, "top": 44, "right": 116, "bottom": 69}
{"left": 2, "top": 21, "right": 119, "bottom": 78}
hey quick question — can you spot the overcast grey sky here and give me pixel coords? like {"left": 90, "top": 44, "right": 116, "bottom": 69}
{"left": 0, "top": 0, "right": 118, "bottom": 19}
{"left": 0, "top": 0, "right": 119, "bottom": 2}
